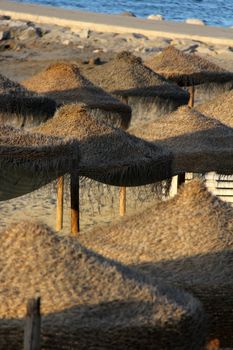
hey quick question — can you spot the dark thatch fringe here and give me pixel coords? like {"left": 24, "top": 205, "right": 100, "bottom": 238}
{"left": 0, "top": 125, "right": 80, "bottom": 201}
{"left": 82, "top": 51, "right": 189, "bottom": 108}
{"left": 0, "top": 94, "right": 57, "bottom": 128}
{"left": 131, "top": 105, "right": 233, "bottom": 176}
{"left": 35, "top": 103, "right": 175, "bottom": 187}
{"left": 145, "top": 46, "right": 233, "bottom": 87}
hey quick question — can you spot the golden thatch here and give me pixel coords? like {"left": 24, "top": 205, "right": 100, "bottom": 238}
{"left": 196, "top": 90, "right": 233, "bottom": 127}
{"left": 80, "top": 179, "right": 233, "bottom": 345}
{"left": 35, "top": 103, "right": 175, "bottom": 186}
{"left": 22, "top": 62, "right": 132, "bottom": 129}
{"left": 0, "top": 125, "right": 80, "bottom": 200}
{"left": 145, "top": 46, "right": 233, "bottom": 86}
{"left": 131, "top": 105, "right": 233, "bottom": 175}
{"left": 82, "top": 51, "right": 189, "bottom": 121}
{"left": 0, "top": 221, "right": 206, "bottom": 350}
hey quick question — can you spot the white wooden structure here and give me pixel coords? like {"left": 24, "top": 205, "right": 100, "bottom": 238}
{"left": 170, "top": 172, "right": 233, "bottom": 204}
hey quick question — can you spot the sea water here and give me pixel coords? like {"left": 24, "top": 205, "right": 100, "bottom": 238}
{"left": 16, "top": 0, "right": 233, "bottom": 27}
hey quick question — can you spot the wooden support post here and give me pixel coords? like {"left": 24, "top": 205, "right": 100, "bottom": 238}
{"left": 122, "top": 96, "right": 129, "bottom": 105}
{"left": 70, "top": 172, "right": 80, "bottom": 235}
{"left": 24, "top": 297, "right": 41, "bottom": 350}
{"left": 169, "top": 175, "right": 178, "bottom": 197}
{"left": 56, "top": 176, "right": 64, "bottom": 231}
{"left": 188, "top": 85, "right": 195, "bottom": 108}
{"left": 119, "top": 186, "right": 126, "bottom": 216}
{"left": 170, "top": 173, "right": 186, "bottom": 198}
{"left": 206, "top": 338, "right": 220, "bottom": 350}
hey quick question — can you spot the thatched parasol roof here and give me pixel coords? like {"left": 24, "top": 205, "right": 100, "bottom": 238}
{"left": 0, "top": 73, "right": 57, "bottom": 128}
{"left": 34, "top": 103, "right": 175, "bottom": 186}
{"left": 0, "top": 93, "right": 57, "bottom": 128}
{"left": 82, "top": 51, "right": 189, "bottom": 102}
{"left": 0, "top": 125, "right": 80, "bottom": 201}
{"left": 196, "top": 90, "right": 233, "bottom": 127}
{"left": 130, "top": 105, "right": 233, "bottom": 175}
{"left": 80, "top": 179, "right": 233, "bottom": 345}
{"left": 0, "top": 73, "right": 31, "bottom": 96}
{"left": 22, "top": 62, "right": 132, "bottom": 129}
{"left": 0, "top": 221, "right": 206, "bottom": 350}
{"left": 145, "top": 46, "right": 233, "bottom": 86}
{"left": 81, "top": 179, "right": 233, "bottom": 262}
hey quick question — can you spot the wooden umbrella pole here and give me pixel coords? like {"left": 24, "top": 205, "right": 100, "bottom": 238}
{"left": 24, "top": 297, "right": 41, "bottom": 350}
{"left": 56, "top": 176, "right": 64, "bottom": 231}
{"left": 122, "top": 96, "right": 129, "bottom": 105}
{"left": 188, "top": 85, "right": 195, "bottom": 108}
{"left": 119, "top": 186, "right": 126, "bottom": 216}
{"left": 169, "top": 173, "right": 186, "bottom": 198}
{"left": 70, "top": 172, "right": 80, "bottom": 235}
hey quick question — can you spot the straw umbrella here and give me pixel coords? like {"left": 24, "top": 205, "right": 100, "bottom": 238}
{"left": 194, "top": 91, "right": 233, "bottom": 204}
{"left": 0, "top": 220, "right": 206, "bottom": 350}
{"left": 82, "top": 51, "right": 189, "bottom": 122}
{"left": 23, "top": 62, "right": 132, "bottom": 216}
{"left": 0, "top": 74, "right": 57, "bottom": 128}
{"left": 0, "top": 93, "right": 57, "bottom": 128}
{"left": 34, "top": 103, "right": 175, "bottom": 233}
{"left": 196, "top": 90, "right": 233, "bottom": 127}
{"left": 82, "top": 51, "right": 189, "bottom": 205}
{"left": 22, "top": 62, "right": 132, "bottom": 130}
{"left": 145, "top": 46, "right": 233, "bottom": 105}
{"left": 0, "top": 125, "right": 80, "bottom": 201}
{"left": 130, "top": 106, "right": 233, "bottom": 190}
{"left": 0, "top": 73, "right": 30, "bottom": 95}
{"left": 80, "top": 179, "right": 233, "bottom": 346}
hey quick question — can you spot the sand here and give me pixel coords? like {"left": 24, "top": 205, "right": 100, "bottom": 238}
{"left": 0, "top": 177, "right": 166, "bottom": 233}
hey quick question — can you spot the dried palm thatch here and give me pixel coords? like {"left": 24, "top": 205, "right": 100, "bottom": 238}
{"left": 145, "top": 46, "right": 233, "bottom": 102}
{"left": 0, "top": 125, "right": 80, "bottom": 201}
{"left": 131, "top": 105, "right": 233, "bottom": 175}
{"left": 35, "top": 103, "right": 175, "bottom": 187}
{"left": 0, "top": 73, "right": 31, "bottom": 96}
{"left": 22, "top": 62, "right": 132, "bottom": 129}
{"left": 196, "top": 90, "right": 233, "bottom": 127}
{"left": 80, "top": 179, "right": 233, "bottom": 346}
{"left": 0, "top": 221, "right": 206, "bottom": 350}
{"left": 0, "top": 73, "right": 57, "bottom": 128}
{"left": 0, "top": 93, "right": 57, "bottom": 128}
{"left": 82, "top": 51, "right": 189, "bottom": 122}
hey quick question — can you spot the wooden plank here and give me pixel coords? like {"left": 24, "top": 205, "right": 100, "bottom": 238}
{"left": 205, "top": 173, "right": 233, "bottom": 181}
{"left": 217, "top": 183, "right": 233, "bottom": 189}
{"left": 210, "top": 188, "right": 233, "bottom": 196}
{"left": 24, "top": 297, "right": 41, "bottom": 350}
{"left": 218, "top": 196, "right": 233, "bottom": 203}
